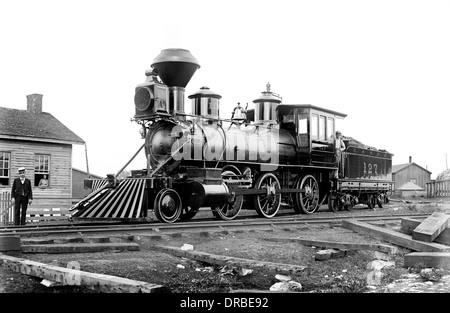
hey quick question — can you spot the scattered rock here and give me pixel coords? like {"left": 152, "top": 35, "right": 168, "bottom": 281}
{"left": 269, "top": 280, "right": 302, "bottom": 292}
{"left": 373, "top": 251, "right": 392, "bottom": 261}
{"left": 275, "top": 274, "right": 292, "bottom": 282}
{"left": 367, "top": 269, "right": 383, "bottom": 286}
{"left": 238, "top": 268, "right": 253, "bottom": 277}
{"left": 420, "top": 268, "right": 442, "bottom": 282}
{"left": 180, "top": 244, "right": 194, "bottom": 251}
{"left": 367, "top": 260, "right": 395, "bottom": 271}
{"left": 40, "top": 279, "right": 58, "bottom": 287}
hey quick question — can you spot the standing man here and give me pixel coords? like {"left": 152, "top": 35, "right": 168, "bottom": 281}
{"left": 334, "top": 131, "right": 346, "bottom": 179}
{"left": 11, "top": 167, "right": 33, "bottom": 225}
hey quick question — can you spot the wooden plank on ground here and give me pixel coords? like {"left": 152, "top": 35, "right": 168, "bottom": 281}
{"left": 404, "top": 252, "right": 450, "bottom": 268}
{"left": 341, "top": 219, "right": 450, "bottom": 252}
{"left": 21, "top": 242, "right": 140, "bottom": 254}
{"left": 0, "top": 253, "right": 164, "bottom": 293}
{"left": 151, "top": 245, "right": 307, "bottom": 274}
{"left": 263, "top": 237, "right": 397, "bottom": 254}
{"left": 22, "top": 236, "right": 111, "bottom": 245}
{"left": 401, "top": 217, "right": 450, "bottom": 245}
{"left": 412, "top": 212, "right": 450, "bottom": 242}
{"left": 0, "top": 236, "right": 21, "bottom": 251}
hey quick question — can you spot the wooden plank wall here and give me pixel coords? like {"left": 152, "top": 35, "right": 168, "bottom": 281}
{"left": 0, "top": 139, "right": 73, "bottom": 198}
{"left": 0, "top": 138, "right": 79, "bottom": 224}
{"left": 394, "top": 164, "right": 431, "bottom": 190}
{"left": 427, "top": 179, "right": 450, "bottom": 198}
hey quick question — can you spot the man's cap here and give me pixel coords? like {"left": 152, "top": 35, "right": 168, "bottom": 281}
{"left": 18, "top": 167, "right": 26, "bottom": 173}
{"left": 336, "top": 130, "right": 342, "bottom": 135}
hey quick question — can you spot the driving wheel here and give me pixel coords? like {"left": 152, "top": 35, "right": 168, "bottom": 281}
{"left": 253, "top": 173, "right": 281, "bottom": 218}
{"left": 211, "top": 167, "right": 243, "bottom": 220}
{"left": 295, "top": 174, "right": 319, "bottom": 214}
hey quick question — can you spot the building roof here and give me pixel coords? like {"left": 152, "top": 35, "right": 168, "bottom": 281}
{"left": 0, "top": 106, "right": 84, "bottom": 145}
{"left": 392, "top": 162, "right": 432, "bottom": 174}
{"left": 72, "top": 167, "right": 104, "bottom": 179}
{"left": 398, "top": 181, "right": 425, "bottom": 190}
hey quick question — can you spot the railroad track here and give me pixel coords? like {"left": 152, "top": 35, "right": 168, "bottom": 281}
{"left": 0, "top": 210, "right": 430, "bottom": 237}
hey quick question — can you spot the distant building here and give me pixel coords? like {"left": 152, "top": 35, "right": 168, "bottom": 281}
{"left": 72, "top": 167, "right": 104, "bottom": 199}
{"left": 0, "top": 94, "right": 85, "bottom": 209}
{"left": 392, "top": 156, "right": 431, "bottom": 196}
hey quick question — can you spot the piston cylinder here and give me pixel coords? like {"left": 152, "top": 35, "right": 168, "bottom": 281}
{"left": 186, "top": 180, "right": 229, "bottom": 208}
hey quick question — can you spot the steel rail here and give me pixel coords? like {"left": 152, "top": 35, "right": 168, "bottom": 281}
{"left": 0, "top": 212, "right": 429, "bottom": 237}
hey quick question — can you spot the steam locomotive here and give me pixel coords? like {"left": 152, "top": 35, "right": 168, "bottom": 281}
{"left": 71, "top": 49, "right": 394, "bottom": 223}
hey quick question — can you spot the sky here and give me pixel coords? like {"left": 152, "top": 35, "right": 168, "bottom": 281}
{"left": 1, "top": 0, "right": 449, "bottom": 179}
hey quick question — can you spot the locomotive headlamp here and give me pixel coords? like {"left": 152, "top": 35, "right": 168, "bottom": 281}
{"left": 135, "top": 87, "right": 154, "bottom": 111}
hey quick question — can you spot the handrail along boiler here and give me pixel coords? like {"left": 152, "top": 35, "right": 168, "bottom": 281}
{"left": 71, "top": 49, "right": 394, "bottom": 223}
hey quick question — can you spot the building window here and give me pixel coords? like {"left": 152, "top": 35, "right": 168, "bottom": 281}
{"left": 0, "top": 152, "right": 10, "bottom": 186}
{"left": 35, "top": 154, "right": 50, "bottom": 188}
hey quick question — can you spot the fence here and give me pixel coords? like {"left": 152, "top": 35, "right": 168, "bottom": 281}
{"left": 426, "top": 179, "right": 450, "bottom": 198}
{"left": 0, "top": 191, "right": 79, "bottom": 226}
{"left": 0, "top": 191, "right": 13, "bottom": 225}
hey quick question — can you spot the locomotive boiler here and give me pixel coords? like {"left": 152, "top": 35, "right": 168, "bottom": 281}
{"left": 71, "top": 48, "right": 394, "bottom": 223}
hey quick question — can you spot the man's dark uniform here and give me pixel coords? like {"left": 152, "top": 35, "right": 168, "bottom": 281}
{"left": 11, "top": 175, "right": 33, "bottom": 225}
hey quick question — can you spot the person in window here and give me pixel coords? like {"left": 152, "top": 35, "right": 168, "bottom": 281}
{"left": 11, "top": 167, "right": 33, "bottom": 225}
{"left": 334, "top": 131, "right": 346, "bottom": 179}
{"left": 39, "top": 175, "right": 49, "bottom": 188}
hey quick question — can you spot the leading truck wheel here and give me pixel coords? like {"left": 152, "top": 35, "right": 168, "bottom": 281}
{"left": 211, "top": 168, "right": 243, "bottom": 220}
{"left": 253, "top": 173, "right": 281, "bottom": 218}
{"left": 154, "top": 188, "right": 182, "bottom": 223}
{"left": 179, "top": 205, "right": 199, "bottom": 221}
{"left": 296, "top": 175, "right": 320, "bottom": 214}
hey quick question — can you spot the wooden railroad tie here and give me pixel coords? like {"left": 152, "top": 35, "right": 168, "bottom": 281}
{"left": 150, "top": 245, "right": 307, "bottom": 274}
{"left": 401, "top": 217, "right": 450, "bottom": 246}
{"left": 20, "top": 235, "right": 139, "bottom": 254}
{"left": 341, "top": 219, "right": 450, "bottom": 253}
{"left": 262, "top": 237, "right": 397, "bottom": 255}
{"left": 0, "top": 253, "right": 165, "bottom": 293}
{"left": 411, "top": 212, "right": 450, "bottom": 243}
{"left": 404, "top": 252, "right": 450, "bottom": 269}
{"left": 0, "top": 236, "right": 21, "bottom": 252}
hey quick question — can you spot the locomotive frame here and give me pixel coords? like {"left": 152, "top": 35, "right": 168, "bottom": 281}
{"left": 70, "top": 49, "right": 394, "bottom": 223}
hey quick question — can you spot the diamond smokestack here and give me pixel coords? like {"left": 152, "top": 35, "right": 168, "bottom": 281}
{"left": 151, "top": 48, "right": 200, "bottom": 88}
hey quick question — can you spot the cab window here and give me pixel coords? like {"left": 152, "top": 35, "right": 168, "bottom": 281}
{"left": 327, "top": 117, "right": 335, "bottom": 140}
{"left": 319, "top": 116, "right": 326, "bottom": 141}
{"left": 311, "top": 114, "right": 318, "bottom": 140}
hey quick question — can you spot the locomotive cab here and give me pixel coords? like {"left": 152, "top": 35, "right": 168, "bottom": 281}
{"left": 277, "top": 104, "right": 347, "bottom": 167}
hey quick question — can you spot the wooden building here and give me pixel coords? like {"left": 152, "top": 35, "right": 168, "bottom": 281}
{"left": 0, "top": 94, "right": 85, "bottom": 210}
{"left": 392, "top": 156, "right": 432, "bottom": 193}
{"left": 72, "top": 167, "right": 104, "bottom": 199}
